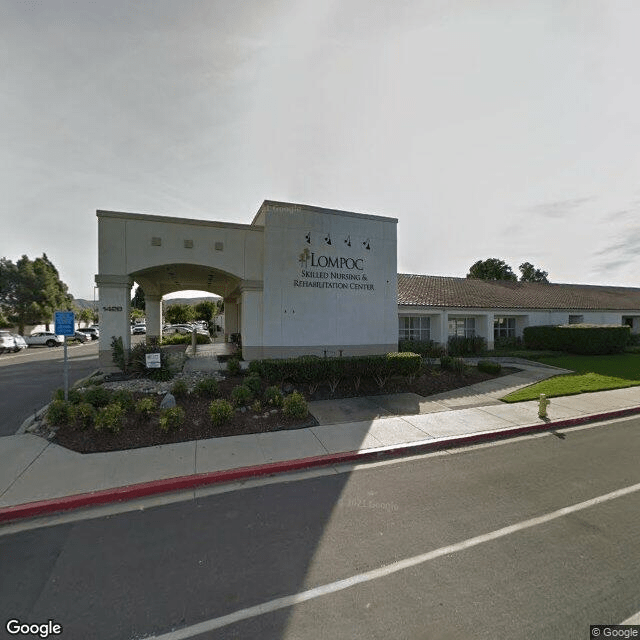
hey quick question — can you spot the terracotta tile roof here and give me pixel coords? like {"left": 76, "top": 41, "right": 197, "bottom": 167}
{"left": 397, "top": 274, "right": 640, "bottom": 310}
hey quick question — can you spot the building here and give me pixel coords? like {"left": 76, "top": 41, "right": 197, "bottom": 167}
{"left": 398, "top": 274, "right": 640, "bottom": 350}
{"left": 96, "top": 201, "right": 640, "bottom": 368}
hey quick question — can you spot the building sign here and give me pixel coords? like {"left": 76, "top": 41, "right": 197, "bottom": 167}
{"left": 293, "top": 243, "right": 375, "bottom": 292}
{"left": 54, "top": 311, "right": 75, "bottom": 336}
{"left": 145, "top": 353, "right": 161, "bottom": 368}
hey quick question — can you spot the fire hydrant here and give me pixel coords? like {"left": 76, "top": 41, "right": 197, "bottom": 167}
{"left": 538, "top": 393, "right": 550, "bottom": 419}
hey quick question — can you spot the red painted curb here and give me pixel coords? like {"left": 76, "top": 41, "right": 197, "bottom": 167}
{"left": 2, "top": 406, "right": 640, "bottom": 524}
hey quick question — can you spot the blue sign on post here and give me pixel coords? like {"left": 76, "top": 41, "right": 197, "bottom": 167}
{"left": 54, "top": 311, "right": 75, "bottom": 336}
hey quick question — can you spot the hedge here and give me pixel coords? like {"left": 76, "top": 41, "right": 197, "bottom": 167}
{"left": 523, "top": 324, "right": 630, "bottom": 355}
{"left": 248, "top": 353, "right": 422, "bottom": 386}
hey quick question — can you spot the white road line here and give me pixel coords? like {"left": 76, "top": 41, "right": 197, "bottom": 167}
{"left": 140, "top": 480, "right": 640, "bottom": 639}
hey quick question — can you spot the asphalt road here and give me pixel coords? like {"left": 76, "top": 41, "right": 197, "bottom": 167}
{"left": 1, "top": 416, "right": 639, "bottom": 639}
{"left": 0, "top": 341, "right": 99, "bottom": 436}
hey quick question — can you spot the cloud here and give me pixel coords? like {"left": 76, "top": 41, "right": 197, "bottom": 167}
{"left": 526, "top": 196, "right": 594, "bottom": 219}
{"left": 594, "top": 227, "right": 640, "bottom": 273}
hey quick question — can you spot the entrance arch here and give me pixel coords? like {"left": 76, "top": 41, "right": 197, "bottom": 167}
{"left": 95, "top": 210, "right": 264, "bottom": 368}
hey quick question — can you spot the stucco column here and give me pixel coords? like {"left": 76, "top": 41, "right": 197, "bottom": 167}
{"left": 239, "top": 281, "right": 264, "bottom": 361}
{"left": 95, "top": 274, "right": 133, "bottom": 369}
{"left": 225, "top": 299, "right": 239, "bottom": 340}
{"left": 481, "top": 312, "right": 494, "bottom": 351}
{"left": 146, "top": 295, "right": 162, "bottom": 342}
{"left": 440, "top": 310, "right": 449, "bottom": 349}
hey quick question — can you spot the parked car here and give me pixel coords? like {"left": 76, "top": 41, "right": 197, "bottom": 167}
{"left": 24, "top": 332, "right": 64, "bottom": 347}
{"left": 0, "top": 331, "right": 17, "bottom": 354}
{"left": 73, "top": 331, "right": 90, "bottom": 343}
{"left": 11, "top": 334, "right": 28, "bottom": 351}
{"left": 77, "top": 327, "right": 99, "bottom": 340}
{"left": 131, "top": 324, "right": 147, "bottom": 335}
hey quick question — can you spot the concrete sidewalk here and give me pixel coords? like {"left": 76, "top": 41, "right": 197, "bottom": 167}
{"left": 2, "top": 363, "right": 640, "bottom": 522}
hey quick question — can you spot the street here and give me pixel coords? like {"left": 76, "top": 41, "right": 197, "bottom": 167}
{"left": 0, "top": 341, "right": 99, "bottom": 436}
{"left": 1, "top": 416, "right": 639, "bottom": 639}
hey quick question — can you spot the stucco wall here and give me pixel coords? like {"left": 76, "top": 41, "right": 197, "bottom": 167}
{"left": 259, "top": 203, "right": 398, "bottom": 356}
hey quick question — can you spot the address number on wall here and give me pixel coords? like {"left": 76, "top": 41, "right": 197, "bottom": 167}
{"left": 102, "top": 306, "right": 123, "bottom": 312}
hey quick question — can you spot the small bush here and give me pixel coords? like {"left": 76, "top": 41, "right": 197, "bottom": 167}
{"left": 73, "top": 402, "right": 96, "bottom": 429}
{"left": 47, "top": 399, "right": 72, "bottom": 427}
{"left": 162, "top": 333, "right": 210, "bottom": 346}
{"left": 111, "top": 389, "right": 134, "bottom": 411}
{"left": 193, "top": 377, "right": 219, "bottom": 398}
{"left": 227, "top": 357, "right": 241, "bottom": 376}
{"left": 251, "top": 399, "right": 262, "bottom": 413}
{"left": 209, "top": 399, "right": 234, "bottom": 426}
{"left": 447, "top": 335, "right": 486, "bottom": 356}
{"left": 95, "top": 402, "right": 126, "bottom": 433}
{"left": 231, "top": 384, "right": 253, "bottom": 407}
{"left": 452, "top": 357, "right": 467, "bottom": 376}
{"left": 158, "top": 406, "right": 185, "bottom": 432}
{"left": 263, "top": 385, "right": 283, "bottom": 407}
{"left": 477, "top": 360, "right": 502, "bottom": 374}
{"left": 52, "top": 387, "right": 83, "bottom": 404}
{"left": 283, "top": 391, "right": 308, "bottom": 419}
{"left": 439, "top": 355, "right": 453, "bottom": 371}
{"left": 244, "top": 372, "right": 262, "bottom": 395}
{"left": 82, "top": 386, "right": 113, "bottom": 408}
{"left": 171, "top": 379, "right": 189, "bottom": 398}
{"left": 135, "top": 396, "right": 157, "bottom": 418}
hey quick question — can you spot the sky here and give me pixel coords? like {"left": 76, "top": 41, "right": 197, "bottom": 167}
{"left": 2, "top": 0, "right": 640, "bottom": 300}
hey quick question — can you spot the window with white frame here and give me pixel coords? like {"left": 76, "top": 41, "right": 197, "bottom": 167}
{"left": 448, "top": 317, "right": 476, "bottom": 337}
{"left": 494, "top": 317, "right": 516, "bottom": 339}
{"left": 399, "top": 316, "right": 431, "bottom": 341}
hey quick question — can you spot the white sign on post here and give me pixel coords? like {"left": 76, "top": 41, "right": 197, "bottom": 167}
{"left": 145, "top": 353, "right": 161, "bottom": 369}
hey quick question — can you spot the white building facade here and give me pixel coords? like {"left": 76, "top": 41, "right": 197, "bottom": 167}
{"left": 96, "top": 201, "right": 398, "bottom": 367}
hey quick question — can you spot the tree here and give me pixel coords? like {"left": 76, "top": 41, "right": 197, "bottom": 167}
{"left": 0, "top": 254, "right": 73, "bottom": 334}
{"left": 194, "top": 300, "right": 217, "bottom": 331}
{"left": 519, "top": 262, "right": 549, "bottom": 283}
{"left": 164, "top": 303, "right": 195, "bottom": 325}
{"left": 76, "top": 307, "right": 94, "bottom": 327}
{"left": 466, "top": 258, "right": 517, "bottom": 281}
{"left": 131, "top": 284, "right": 146, "bottom": 311}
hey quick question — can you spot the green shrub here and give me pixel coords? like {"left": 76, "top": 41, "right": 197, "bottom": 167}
{"left": 171, "top": 378, "right": 189, "bottom": 398}
{"left": 263, "top": 385, "right": 284, "bottom": 407}
{"left": 52, "top": 387, "right": 83, "bottom": 404}
{"left": 111, "top": 336, "right": 127, "bottom": 372}
{"left": 244, "top": 372, "right": 262, "bottom": 395}
{"left": 227, "top": 357, "right": 241, "bottom": 376}
{"left": 283, "top": 391, "right": 308, "bottom": 419}
{"left": 209, "top": 399, "right": 234, "bottom": 426}
{"left": 135, "top": 396, "right": 157, "bottom": 418}
{"left": 523, "top": 324, "right": 630, "bottom": 355}
{"left": 251, "top": 399, "right": 262, "bottom": 413}
{"left": 47, "top": 399, "right": 72, "bottom": 427}
{"left": 162, "top": 333, "right": 210, "bottom": 346}
{"left": 398, "top": 339, "right": 444, "bottom": 359}
{"left": 477, "top": 360, "right": 502, "bottom": 374}
{"left": 452, "top": 357, "right": 467, "bottom": 376}
{"left": 439, "top": 355, "right": 453, "bottom": 371}
{"left": 82, "top": 386, "right": 113, "bottom": 408}
{"left": 447, "top": 335, "right": 486, "bottom": 356}
{"left": 158, "top": 406, "right": 185, "bottom": 432}
{"left": 111, "top": 389, "right": 134, "bottom": 411}
{"left": 193, "top": 377, "right": 219, "bottom": 398}
{"left": 493, "top": 336, "right": 524, "bottom": 351}
{"left": 95, "top": 402, "right": 126, "bottom": 433}
{"left": 73, "top": 402, "right": 96, "bottom": 429}
{"left": 231, "top": 384, "right": 253, "bottom": 407}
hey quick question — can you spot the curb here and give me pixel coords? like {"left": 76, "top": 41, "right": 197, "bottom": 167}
{"left": 2, "top": 406, "right": 640, "bottom": 524}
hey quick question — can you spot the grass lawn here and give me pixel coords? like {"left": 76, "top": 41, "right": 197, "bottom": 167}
{"left": 502, "top": 353, "right": 640, "bottom": 403}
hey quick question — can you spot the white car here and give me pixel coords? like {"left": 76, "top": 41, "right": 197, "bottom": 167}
{"left": 11, "top": 334, "right": 28, "bottom": 351}
{"left": 0, "top": 331, "right": 16, "bottom": 354}
{"left": 25, "top": 332, "right": 64, "bottom": 347}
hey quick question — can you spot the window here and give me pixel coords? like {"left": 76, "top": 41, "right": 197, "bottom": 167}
{"left": 494, "top": 317, "right": 516, "bottom": 339}
{"left": 399, "top": 316, "right": 430, "bottom": 341}
{"left": 568, "top": 315, "right": 584, "bottom": 324}
{"left": 448, "top": 318, "right": 475, "bottom": 337}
